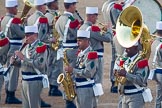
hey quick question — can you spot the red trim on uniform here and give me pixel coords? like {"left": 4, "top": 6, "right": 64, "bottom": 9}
{"left": 119, "top": 60, "right": 125, "bottom": 67}
{"left": 114, "top": 3, "right": 123, "bottom": 11}
{"left": 36, "top": 44, "right": 47, "bottom": 53}
{"left": 12, "top": 18, "right": 22, "bottom": 24}
{"left": 137, "top": 59, "right": 148, "bottom": 69}
{"left": 77, "top": 24, "right": 82, "bottom": 29}
{"left": 113, "top": 30, "right": 116, "bottom": 36}
{"left": 0, "top": 16, "right": 4, "bottom": 22}
{"left": 69, "top": 19, "right": 80, "bottom": 29}
{"left": 76, "top": 49, "right": 81, "bottom": 56}
{"left": 0, "top": 38, "right": 9, "bottom": 47}
{"left": 160, "top": 44, "right": 162, "bottom": 49}
{"left": 91, "top": 26, "right": 101, "bottom": 32}
{"left": 39, "top": 17, "right": 48, "bottom": 23}
{"left": 87, "top": 51, "right": 98, "bottom": 60}
{"left": 55, "top": 16, "right": 59, "bottom": 21}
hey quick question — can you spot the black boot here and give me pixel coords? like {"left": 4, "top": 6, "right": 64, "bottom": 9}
{"left": 5, "top": 90, "right": 22, "bottom": 104}
{"left": 66, "top": 100, "right": 76, "bottom": 108}
{"left": 48, "top": 85, "right": 62, "bottom": 96}
{"left": 110, "top": 81, "right": 118, "bottom": 93}
{"left": 41, "top": 99, "right": 51, "bottom": 107}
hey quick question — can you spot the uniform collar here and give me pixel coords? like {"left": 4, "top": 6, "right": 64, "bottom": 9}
{"left": 30, "top": 39, "right": 39, "bottom": 48}
{"left": 64, "top": 11, "right": 73, "bottom": 16}
{"left": 129, "top": 53, "right": 138, "bottom": 62}
{"left": 78, "top": 46, "right": 90, "bottom": 57}
{"left": 47, "top": 9, "right": 57, "bottom": 14}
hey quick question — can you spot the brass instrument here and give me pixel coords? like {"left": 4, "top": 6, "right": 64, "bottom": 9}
{"left": 97, "top": 21, "right": 107, "bottom": 33}
{"left": 115, "top": 6, "right": 152, "bottom": 85}
{"left": 51, "top": 12, "right": 60, "bottom": 50}
{"left": 57, "top": 49, "right": 76, "bottom": 101}
{"left": 51, "top": 28, "right": 60, "bottom": 50}
{"left": 20, "top": 0, "right": 33, "bottom": 23}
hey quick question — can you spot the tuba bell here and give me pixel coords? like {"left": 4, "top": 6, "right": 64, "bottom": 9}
{"left": 115, "top": 6, "right": 152, "bottom": 85}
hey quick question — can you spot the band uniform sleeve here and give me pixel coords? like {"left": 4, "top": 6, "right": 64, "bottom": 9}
{"left": 90, "top": 26, "right": 112, "bottom": 42}
{"left": 110, "top": 3, "right": 123, "bottom": 25}
{"left": 38, "top": 17, "right": 49, "bottom": 42}
{"left": 125, "top": 59, "right": 149, "bottom": 87}
{"left": 10, "top": 18, "right": 25, "bottom": 39}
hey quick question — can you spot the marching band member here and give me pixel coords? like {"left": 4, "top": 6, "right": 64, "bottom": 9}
{"left": 45, "top": 0, "right": 63, "bottom": 97}
{"left": 27, "top": 0, "right": 49, "bottom": 42}
{"left": 104, "top": 0, "right": 125, "bottom": 93}
{"left": 79, "top": 7, "right": 112, "bottom": 97}
{"left": 116, "top": 42, "right": 149, "bottom": 108}
{"left": 65, "top": 30, "right": 98, "bottom": 108}
{"left": 55, "top": 0, "right": 81, "bottom": 67}
{"left": 1, "top": 0, "right": 25, "bottom": 104}
{"left": 55, "top": 0, "right": 82, "bottom": 107}
{"left": 150, "top": 21, "right": 162, "bottom": 108}
{"left": 0, "top": 31, "right": 9, "bottom": 101}
{"left": 27, "top": 0, "right": 51, "bottom": 107}
{"left": 12, "top": 25, "right": 49, "bottom": 108}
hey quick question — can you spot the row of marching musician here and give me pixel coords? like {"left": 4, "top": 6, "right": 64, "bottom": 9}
{"left": 0, "top": 0, "right": 114, "bottom": 108}
{"left": 0, "top": 0, "right": 161, "bottom": 108}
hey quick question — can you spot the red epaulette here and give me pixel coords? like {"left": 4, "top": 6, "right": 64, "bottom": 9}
{"left": 69, "top": 19, "right": 80, "bottom": 29}
{"left": 39, "top": 17, "right": 48, "bottom": 23}
{"left": 36, "top": 42, "right": 47, "bottom": 53}
{"left": 114, "top": 3, "right": 123, "bottom": 11}
{"left": 119, "top": 60, "right": 125, "bottom": 67}
{"left": 0, "top": 38, "right": 9, "bottom": 47}
{"left": 87, "top": 51, "right": 98, "bottom": 60}
{"left": 91, "top": 26, "right": 101, "bottom": 32}
{"left": 137, "top": 59, "right": 148, "bottom": 69}
{"left": 12, "top": 17, "right": 22, "bottom": 24}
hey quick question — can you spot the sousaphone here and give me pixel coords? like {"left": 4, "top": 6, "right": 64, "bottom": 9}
{"left": 115, "top": 6, "right": 152, "bottom": 84}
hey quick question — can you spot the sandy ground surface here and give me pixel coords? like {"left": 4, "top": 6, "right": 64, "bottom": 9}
{"left": 0, "top": 0, "right": 162, "bottom": 108}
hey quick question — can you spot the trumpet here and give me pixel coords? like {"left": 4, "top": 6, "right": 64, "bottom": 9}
{"left": 97, "top": 21, "right": 115, "bottom": 34}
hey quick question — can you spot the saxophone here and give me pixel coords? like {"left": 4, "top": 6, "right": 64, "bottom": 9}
{"left": 51, "top": 12, "right": 60, "bottom": 50}
{"left": 57, "top": 49, "right": 76, "bottom": 101}
{"left": 115, "top": 6, "right": 152, "bottom": 85}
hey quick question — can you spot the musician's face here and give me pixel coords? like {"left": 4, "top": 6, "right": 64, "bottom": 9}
{"left": 25, "top": 34, "right": 37, "bottom": 44}
{"left": 7, "top": 6, "right": 18, "bottom": 15}
{"left": 70, "top": 3, "right": 77, "bottom": 13}
{"left": 126, "top": 46, "right": 138, "bottom": 57}
{"left": 88, "top": 14, "right": 98, "bottom": 24}
{"left": 50, "top": 1, "right": 59, "bottom": 10}
{"left": 77, "top": 38, "right": 89, "bottom": 50}
{"left": 40, "top": 5, "right": 47, "bottom": 14}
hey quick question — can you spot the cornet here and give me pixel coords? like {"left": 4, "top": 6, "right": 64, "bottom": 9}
{"left": 97, "top": 21, "right": 115, "bottom": 34}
